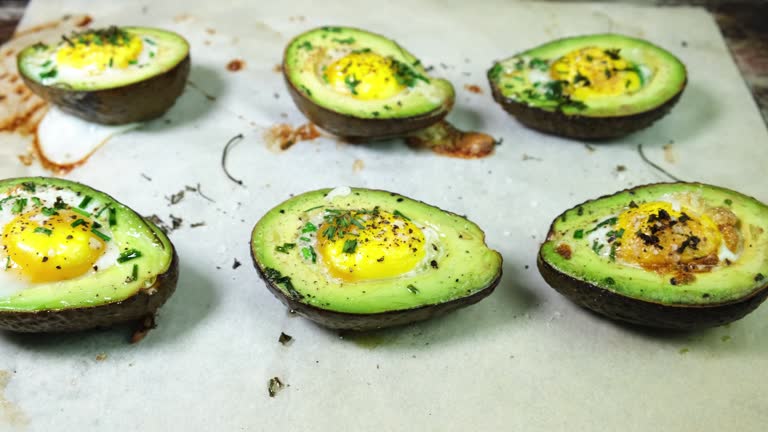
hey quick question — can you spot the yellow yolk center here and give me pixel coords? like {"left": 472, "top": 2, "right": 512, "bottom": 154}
{"left": 317, "top": 210, "right": 425, "bottom": 281}
{"left": 55, "top": 30, "right": 143, "bottom": 71}
{"left": 3, "top": 209, "right": 107, "bottom": 282}
{"left": 614, "top": 202, "right": 722, "bottom": 270}
{"left": 324, "top": 52, "right": 405, "bottom": 100}
{"left": 550, "top": 47, "right": 642, "bottom": 100}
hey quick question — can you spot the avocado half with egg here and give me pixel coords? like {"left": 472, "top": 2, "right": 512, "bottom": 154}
{"left": 283, "top": 26, "right": 455, "bottom": 140}
{"left": 0, "top": 177, "right": 178, "bottom": 333}
{"left": 538, "top": 183, "right": 768, "bottom": 330}
{"left": 251, "top": 188, "right": 502, "bottom": 331}
{"left": 17, "top": 26, "right": 190, "bottom": 125}
{"left": 488, "top": 34, "right": 686, "bottom": 139}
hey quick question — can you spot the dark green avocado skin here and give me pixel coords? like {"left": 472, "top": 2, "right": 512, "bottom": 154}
{"left": 251, "top": 247, "right": 502, "bottom": 331}
{"left": 20, "top": 56, "right": 190, "bottom": 125}
{"left": 488, "top": 71, "right": 686, "bottom": 140}
{"left": 283, "top": 71, "right": 452, "bottom": 141}
{"left": 0, "top": 250, "right": 179, "bottom": 333}
{"left": 537, "top": 245, "right": 768, "bottom": 330}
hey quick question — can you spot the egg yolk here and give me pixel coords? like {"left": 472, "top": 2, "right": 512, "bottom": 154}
{"left": 550, "top": 47, "right": 642, "bottom": 100}
{"left": 55, "top": 30, "right": 143, "bottom": 72}
{"left": 317, "top": 210, "right": 425, "bottom": 281}
{"left": 3, "top": 209, "right": 107, "bottom": 283}
{"left": 614, "top": 202, "right": 722, "bottom": 270}
{"left": 324, "top": 53, "right": 405, "bottom": 100}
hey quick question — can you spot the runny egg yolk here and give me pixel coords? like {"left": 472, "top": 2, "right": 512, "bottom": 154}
{"left": 550, "top": 47, "right": 642, "bottom": 100}
{"left": 614, "top": 202, "right": 722, "bottom": 270}
{"left": 324, "top": 52, "right": 405, "bottom": 100}
{"left": 3, "top": 209, "right": 107, "bottom": 282}
{"left": 56, "top": 31, "right": 143, "bottom": 71}
{"left": 317, "top": 210, "right": 425, "bottom": 281}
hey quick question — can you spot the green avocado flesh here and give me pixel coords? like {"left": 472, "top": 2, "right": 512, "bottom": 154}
{"left": 0, "top": 177, "right": 174, "bottom": 312}
{"left": 540, "top": 183, "right": 768, "bottom": 306}
{"left": 251, "top": 188, "right": 502, "bottom": 314}
{"left": 489, "top": 34, "right": 686, "bottom": 117}
{"left": 284, "top": 26, "right": 454, "bottom": 119}
{"left": 17, "top": 27, "right": 189, "bottom": 91}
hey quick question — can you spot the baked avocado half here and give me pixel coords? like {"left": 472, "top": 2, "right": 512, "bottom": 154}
{"left": 0, "top": 177, "right": 178, "bottom": 333}
{"left": 17, "top": 26, "right": 190, "bottom": 124}
{"left": 538, "top": 183, "right": 768, "bottom": 330}
{"left": 488, "top": 34, "right": 686, "bottom": 139}
{"left": 283, "top": 26, "right": 455, "bottom": 140}
{"left": 251, "top": 187, "right": 502, "bottom": 331}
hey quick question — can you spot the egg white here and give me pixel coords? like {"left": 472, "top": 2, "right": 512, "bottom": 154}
{"left": 0, "top": 185, "right": 120, "bottom": 298}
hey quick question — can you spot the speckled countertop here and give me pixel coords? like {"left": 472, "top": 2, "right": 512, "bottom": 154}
{"left": 7, "top": 0, "right": 764, "bottom": 123}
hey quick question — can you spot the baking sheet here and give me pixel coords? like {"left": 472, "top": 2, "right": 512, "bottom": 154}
{"left": 1, "top": 1, "right": 768, "bottom": 430}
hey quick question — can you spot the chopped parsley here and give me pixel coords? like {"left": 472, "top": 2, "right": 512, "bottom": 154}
{"left": 71, "top": 218, "right": 85, "bottom": 228}
{"left": 21, "top": 182, "right": 36, "bottom": 192}
{"left": 302, "top": 222, "right": 317, "bottom": 233}
{"left": 724, "top": 199, "right": 733, "bottom": 206}
{"left": 11, "top": 198, "right": 27, "bottom": 214}
{"left": 528, "top": 58, "right": 549, "bottom": 71}
{"left": 573, "top": 229, "right": 584, "bottom": 239}
{"left": 31, "top": 197, "right": 42, "bottom": 207}
{"left": 488, "top": 63, "right": 503, "bottom": 80}
{"left": 71, "top": 207, "right": 92, "bottom": 218}
{"left": 39, "top": 67, "right": 58, "bottom": 79}
{"left": 275, "top": 243, "right": 296, "bottom": 254}
{"left": 301, "top": 246, "right": 317, "bottom": 263}
{"left": 41, "top": 207, "right": 59, "bottom": 216}
{"left": 407, "top": 284, "right": 419, "bottom": 294}
{"left": 322, "top": 26, "right": 343, "bottom": 33}
{"left": 591, "top": 240, "right": 604, "bottom": 255}
{"left": 264, "top": 267, "right": 302, "bottom": 299}
{"left": 586, "top": 217, "right": 618, "bottom": 234}
{"left": 344, "top": 74, "right": 361, "bottom": 95}
{"left": 604, "top": 48, "right": 621, "bottom": 60}
{"left": 117, "top": 249, "right": 142, "bottom": 263}
{"left": 304, "top": 205, "right": 323, "bottom": 212}
{"left": 108, "top": 207, "right": 117, "bottom": 227}
{"left": 392, "top": 58, "right": 430, "bottom": 87}
{"left": 393, "top": 210, "right": 410, "bottom": 221}
{"left": 298, "top": 40, "right": 312, "bottom": 50}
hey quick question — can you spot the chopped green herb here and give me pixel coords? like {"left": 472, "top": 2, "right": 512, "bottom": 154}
{"left": 264, "top": 267, "right": 302, "bottom": 299}
{"left": 21, "top": 182, "right": 36, "bottom": 192}
{"left": 71, "top": 207, "right": 92, "bottom": 218}
{"left": 117, "top": 249, "right": 142, "bottom": 263}
{"left": 130, "top": 264, "right": 139, "bottom": 282}
{"left": 71, "top": 218, "right": 85, "bottom": 228}
{"left": 392, "top": 58, "right": 430, "bottom": 87}
{"left": 128, "top": 60, "right": 138, "bottom": 65}
{"left": 586, "top": 217, "right": 618, "bottom": 234}
{"left": 573, "top": 229, "right": 584, "bottom": 239}
{"left": 109, "top": 57, "right": 114, "bottom": 67}
{"left": 609, "top": 243, "right": 618, "bottom": 262}
{"left": 488, "top": 63, "right": 503, "bottom": 80}
{"left": 604, "top": 48, "right": 621, "bottom": 60}
{"left": 299, "top": 236, "right": 310, "bottom": 242}
{"left": 332, "top": 37, "right": 355, "bottom": 44}
{"left": 322, "top": 26, "right": 343, "bottom": 33}
{"left": 724, "top": 199, "right": 733, "bottom": 206}
{"left": 34, "top": 227, "right": 52, "bottom": 236}
{"left": 302, "top": 222, "right": 317, "bottom": 233}
{"left": 41, "top": 207, "right": 58, "bottom": 216}
{"left": 143, "top": 38, "right": 156, "bottom": 45}
{"left": 344, "top": 74, "right": 361, "bottom": 95}
{"left": 31, "top": 197, "right": 42, "bottom": 206}
{"left": 298, "top": 40, "right": 313, "bottom": 50}
{"left": 301, "top": 246, "right": 317, "bottom": 263}
{"left": 275, "top": 243, "right": 296, "bottom": 254}
{"left": 300, "top": 85, "right": 312, "bottom": 97}
{"left": 393, "top": 210, "right": 410, "bottom": 221}
{"left": 11, "top": 198, "right": 27, "bottom": 214}
{"left": 78, "top": 195, "right": 93, "bottom": 209}
{"left": 407, "top": 284, "right": 419, "bottom": 294}
{"left": 3, "top": 256, "right": 9, "bottom": 271}
{"left": 529, "top": 58, "right": 549, "bottom": 71}
{"left": 91, "top": 228, "right": 111, "bottom": 242}
{"left": 53, "top": 198, "right": 67, "bottom": 210}
{"left": 592, "top": 240, "right": 604, "bottom": 255}
{"left": 149, "top": 52, "right": 155, "bottom": 58}
{"left": 304, "top": 205, "right": 323, "bottom": 212}
{"left": 604, "top": 277, "right": 616, "bottom": 285}
{"left": 342, "top": 239, "right": 358, "bottom": 254}
{"left": 108, "top": 207, "right": 117, "bottom": 227}
{"left": 39, "top": 67, "right": 58, "bottom": 79}
{"left": 95, "top": 203, "right": 111, "bottom": 218}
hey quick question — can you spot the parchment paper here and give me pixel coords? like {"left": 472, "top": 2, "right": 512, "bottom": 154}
{"left": 1, "top": 1, "right": 767, "bottom": 431}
